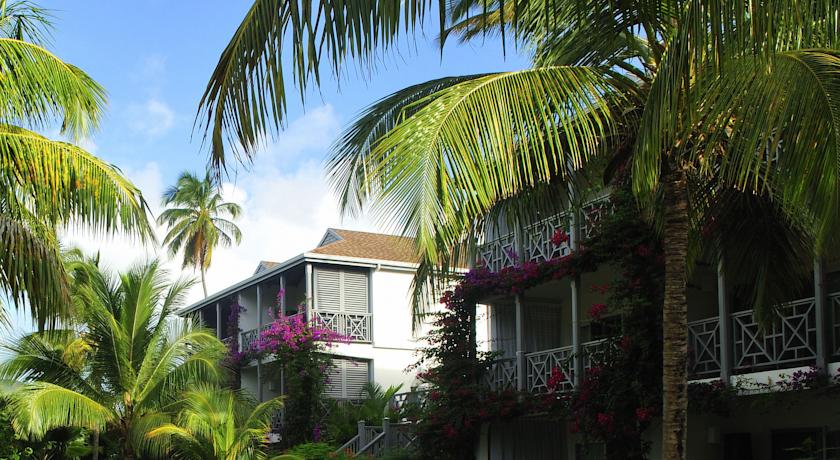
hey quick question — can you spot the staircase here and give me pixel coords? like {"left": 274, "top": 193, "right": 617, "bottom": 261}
{"left": 335, "top": 418, "right": 418, "bottom": 457}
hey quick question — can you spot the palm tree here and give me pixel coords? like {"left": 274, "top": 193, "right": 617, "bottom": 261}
{"left": 200, "top": 2, "right": 840, "bottom": 458}
{"left": 158, "top": 171, "right": 242, "bottom": 297}
{"left": 0, "top": 1, "right": 153, "bottom": 329}
{"left": 0, "top": 259, "right": 227, "bottom": 460}
{"left": 146, "top": 385, "right": 283, "bottom": 460}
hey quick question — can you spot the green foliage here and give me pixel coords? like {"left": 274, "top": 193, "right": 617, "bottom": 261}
{"left": 281, "top": 442, "right": 347, "bottom": 460}
{"left": 324, "top": 383, "right": 402, "bottom": 444}
{"left": 0, "top": 397, "right": 89, "bottom": 460}
{"left": 158, "top": 171, "right": 242, "bottom": 297}
{"left": 146, "top": 384, "right": 283, "bottom": 460}
{"left": 0, "top": 258, "right": 227, "bottom": 458}
{"left": 0, "top": 3, "right": 153, "bottom": 329}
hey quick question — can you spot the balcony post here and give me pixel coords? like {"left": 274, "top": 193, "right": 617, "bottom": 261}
{"left": 257, "top": 284, "right": 263, "bottom": 401}
{"left": 305, "top": 264, "right": 313, "bottom": 321}
{"left": 514, "top": 221, "right": 525, "bottom": 265}
{"left": 215, "top": 301, "right": 222, "bottom": 339}
{"left": 382, "top": 417, "right": 391, "bottom": 448}
{"left": 570, "top": 207, "right": 582, "bottom": 386}
{"left": 814, "top": 257, "right": 827, "bottom": 370}
{"left": 515, "top": 295, "right": 526, "bottom": 391}
{"left": 279, "top": 275, "right": 286, "bottom": 317}
{"left": 716, "top": 255, "right": 732, "bottom": 383}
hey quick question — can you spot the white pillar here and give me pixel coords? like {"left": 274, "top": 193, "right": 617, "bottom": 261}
{"left": 515, "top": 295, "right": 526, "bottom": 391}
{"left": 814, "top": 257, "right": 827, "bottom": 370}
{"left": 305, "top": 264, "right": 313, "bottom": 320}
{"left": 279, "top": 275, "right": 286, "bottom": 317}
{"left": 215, "top": 301, "right": 222, "bottom": 339}
{"left": 257, "top": 284, "right": 263, "bottom": 401}
{"left": 570, "top": 208, "right": 581, "bottom": 386}
{"left": 716, "top": 255, "right": 732, "bottom": 383}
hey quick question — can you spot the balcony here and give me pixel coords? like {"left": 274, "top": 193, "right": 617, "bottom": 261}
{"left": 486, "top": 292, "right": 840, "bottom": 394}
{"left": 311, "top": 310, "right": 372, "bottom": 342}
{"left": 476, "top": 195, "right": 614, "bottom": 272}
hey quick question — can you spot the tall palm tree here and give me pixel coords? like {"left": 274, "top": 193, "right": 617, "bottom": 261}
{"left": 146, "top": 385, "right": 283, "bottom": 460}
{"left": 0, "top": 259, "right": 227, "bottom": 460}
{"left": 158, "top": 172, "right": 242, "bottom": 297}
{"left": 0, "top": 1, "right": 153, "bottom": 329}
{"left": 200, "top": 2, "right": 840, "bottom": 458}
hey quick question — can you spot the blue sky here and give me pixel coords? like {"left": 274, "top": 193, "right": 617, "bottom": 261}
{"left": 33, "top": 1, "right": 531, "bottom": 314}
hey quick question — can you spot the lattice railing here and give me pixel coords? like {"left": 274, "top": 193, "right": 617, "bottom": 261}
{"left": 688, "top": 317, "right": 722, "bottom": 377}
{"left": 240, "top": 324, "right": 271, "bottom": 352}
{"left": 484, "top": 358, "right": 517, "bottom": 391}
{"left": 526, "top": 345, "right": 575, "bottom": 393}
{"left": 523, "top": 213, "right": 571, "bottom": 263}
{"left": 311, "top": 310, "right": 372, "bottom": 342}
{"left": 580, "top": 195, "right": 615, "bottom": 240}
{"left": 477, "top": 232, "right": 517, "bottom": 272}
{"left": 580, "top": 339, "right": 617, "bottom": 372}
{"left": 732, "top": 298, "right": 817, "bottom": 371}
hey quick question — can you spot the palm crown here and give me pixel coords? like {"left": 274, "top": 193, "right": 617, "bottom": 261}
{"left": 158, "top": 172, "right": 242, "bottom": 297}
{"left": 0, "top": 259, "right": 226, "bottom": 460}
{"left": 0, "top": 1, "right": 153, "bottom": 330}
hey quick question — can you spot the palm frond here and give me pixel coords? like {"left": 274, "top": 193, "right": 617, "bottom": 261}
{"left": 8, "top": 382, "right": 113, "bottom": 438}
{"left": 0, "top": 38, "right": 105, "bottom": 139}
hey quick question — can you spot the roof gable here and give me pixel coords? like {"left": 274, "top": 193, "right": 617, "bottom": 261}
{"left": 311, "top": 229, "right": 417, "bottom": 264}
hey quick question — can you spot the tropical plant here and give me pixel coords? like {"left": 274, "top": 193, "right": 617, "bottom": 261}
{"left": 146, "top": 384, "right": 283, "bottom": 460}
{"left": 158, "top": 171, "right": 242, "bottom": 297}
{"left": 203, "top": 2, "right": 840, "bottom": 459}
{"left": 0, "top": 1, "right": 152, "bottom": 330}
{"left": 0, "top": 258, "right": 227, "bottom": 460}
{"left": 325, "top": 383, "right": 402, "bottom": 444}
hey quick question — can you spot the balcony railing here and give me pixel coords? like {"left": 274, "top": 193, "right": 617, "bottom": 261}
{"left": 476, "top": 195, "right": 613, "bottom": 272}
{"left": 526, "top": 345, "right": 575, "bottom": 393}
{"left": 686, "top": 292, "right": 840, "bottom": 377}
{"left": 484, "top": 358, "right": 518, "bottom": 391}
{"left": 311, "top": 310, "right": 372, "bottom": 342}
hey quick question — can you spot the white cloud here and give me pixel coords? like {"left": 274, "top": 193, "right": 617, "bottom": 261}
{"left": 61, "top": 105, "right": 376, "bottom": 308}
{"left": 127, "top": 98, "right": 176, "bottom": 138}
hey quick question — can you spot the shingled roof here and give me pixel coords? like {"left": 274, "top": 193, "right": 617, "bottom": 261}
{"left": 309, "top": 228, "right": 418, "bottom": 264}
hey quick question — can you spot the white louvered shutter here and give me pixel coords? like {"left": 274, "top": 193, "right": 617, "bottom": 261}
{"left": 315, "top": 268, "right": 342, "bottom": 312}
{"left": 344, "top": 360, "right": 369, "bottom": 399}
{"left": 314, "top": 268, "right": 369, "bottom": 314}
{"left": 343, "top": 271, "right": 369, "bottom": 314}
{"left": 324, "top": 358, "right": 370, "bottom": 399}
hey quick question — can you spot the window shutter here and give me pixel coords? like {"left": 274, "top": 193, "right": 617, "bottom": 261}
{"left": 343, "top": 271, "right": 369, "bottom": 314}
{"left": 314, "top": 267, "right": 369, "bottom": 314}
{"left": 315, "top": 268, "right": 342, "bottom": 312}
{"left": 323, "top": 358, "right": 370, "bottom": 399}
{"left": 344, "top": 360, "right": 369, "bottom": 399}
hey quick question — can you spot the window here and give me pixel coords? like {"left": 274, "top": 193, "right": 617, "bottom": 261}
{"left": 324, "top": 358, "right": 370, "bottom": 400}
{"left": 314, "top": 267, "right": 369, "bottom": 314}
{"left": 313, "top": 267, "right": 372, "bottom": 341}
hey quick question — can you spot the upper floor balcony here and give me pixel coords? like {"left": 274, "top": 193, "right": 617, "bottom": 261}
{"left": 476, "top": 194, "right": 614, "bottom": 273}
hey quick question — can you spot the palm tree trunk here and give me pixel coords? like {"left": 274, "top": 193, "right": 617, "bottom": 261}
{"left": 201, "top": 268, "right": 208, "bottom": 297}
{"left": 661, "top": 166, "right": 690, "bottom": 460}
{"left": 92, "top": 430, "right": 99, "bottom": 460}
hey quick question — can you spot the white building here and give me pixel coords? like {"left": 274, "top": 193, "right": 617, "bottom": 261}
{"left": 472, "top": 194, "right": 840, "bottom": 459}
{"left": 179, "top": 228, "right": 428, "bottom": 407}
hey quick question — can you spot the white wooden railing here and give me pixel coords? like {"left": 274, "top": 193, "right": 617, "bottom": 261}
{"left": 476, "top": 195, "right": 613, "bottom": 272}
{"left": 311, "top": 310, "right": 372, "bottom": 342}
{"left": 336, "top": 418, "right": 417, "bottom": 458}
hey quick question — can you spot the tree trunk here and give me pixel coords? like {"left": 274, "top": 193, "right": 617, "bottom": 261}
{"left": 201, "top": 268, "right": 208, "bottom": 297}
{"left": 661, "top": 166, "right": 690, "bottom": 460}
{"left": 91, "top": 430, "right": 99, "bottom": 460}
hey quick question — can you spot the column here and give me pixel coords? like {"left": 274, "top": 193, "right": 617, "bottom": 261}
{"left": 215, "top": 301, "right": 222, "bottom": 339}
{"left": 570, "top": 208, "right": 581, "bottom": 386}
{"left": 305, "top": 264, "right": 313, "bottom": 320}
{"left": 257, "top": 284, "right": 263, "bottom": 401}
{"left": 716, "top": 255, "right": 732, "bottom": 383}
{"left": 814, "top": 257, "right": 827, "bottom": 370}
{"left": 515, "top": 295, "right": 526, "bottom": 391}
{"left": 279, "top": 275, "right": 286, "bottom": 317}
